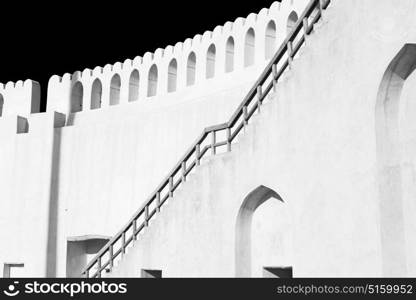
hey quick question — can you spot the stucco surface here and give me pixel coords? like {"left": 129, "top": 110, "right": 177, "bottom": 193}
{"left": 108, "top": 0, "right": 416, "bottom": 277}
{"left": 1, "top": 0, "right": 416, "bottom": 278}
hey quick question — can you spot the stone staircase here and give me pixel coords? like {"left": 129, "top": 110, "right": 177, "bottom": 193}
{"left": 82, "top": 0, "right": 331, "bottom": 278}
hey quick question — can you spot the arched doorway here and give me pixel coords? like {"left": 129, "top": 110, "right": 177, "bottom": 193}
{"left": 376, "top": 43, "right": 416, "bottom": 276}
{"left": 167, "top": 59, "right": 177, "bottom": 93}
{"left": 225, "top": 37, "right": 234, "bottom": 73}
{"left": 244, "top": 28, "right": 255, "bottom": 67}
{"left": 265, "top": 21, "right": 277, "bottom": 60}
{"left": 128, "top": 70, "right": 140, "bottom": 102}
{"left": 186, "top": 52, "right": 196, "bottom": 86}
{"left": 90, "top": 79, "right": 102, "bottom": 109}
{"left": 235, "top": 185, "right": 291, "bottom": 277}
{"left": 70, "top": 82, "right": 83, "bottom": 113}
{"left": 206, "top": 44, "right": 216, "bottom": 79}
{"left": 109, "top": 74, "right": 121, "bottom": 105}
{"left": 147, "top": 65, "right": 158, "bottom": 97}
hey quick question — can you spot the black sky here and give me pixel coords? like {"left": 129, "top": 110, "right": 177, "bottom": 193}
{"left": 0, "top": 0, "right": 278, "bottom": 111}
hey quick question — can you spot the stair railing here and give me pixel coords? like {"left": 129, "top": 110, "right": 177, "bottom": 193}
{"left": 82, "top": 0, "right": 330, "bottom": 278}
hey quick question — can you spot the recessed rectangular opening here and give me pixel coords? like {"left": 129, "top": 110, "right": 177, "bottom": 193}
{"left": 66, "top": 235, "right": 110, "bottom": 278}
{"left": 16, "top": 116, "right": 29, "bottom": 134}
{"left": 141, "top": 269, "right": 162, "bottom": 278}
{"left": 3, "top": 263, "right": 24, "bottom": 278}
{"left": 263, "top": 266, "right": 293, "bottom": 278}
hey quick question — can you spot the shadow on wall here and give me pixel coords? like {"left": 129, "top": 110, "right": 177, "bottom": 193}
{"left": 375, "top": 43, "right": 416, "bottom": 277}
{"left": 0, "top": 93, "right": 3, "bottom": 116}
{"left": 46, "top": 115, "right": 65, "bottom": 277}
{"left": 235, "top": 185, "right": 284, "bottom": 277}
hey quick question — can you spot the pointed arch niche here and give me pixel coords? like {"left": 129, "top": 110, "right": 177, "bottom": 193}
{"left": 375, "top": 43, "right": 416, "bottom": 276}
{"left": 235, "top": 185, "right": 292, "bottom": 277}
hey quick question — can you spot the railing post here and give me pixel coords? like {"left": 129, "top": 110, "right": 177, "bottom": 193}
{"left": 195, "top": 144, "right": 200, "bottom": 166}
{"left": 109, "top": 245, "right": 114, "bottom": 269}
{"left": 243, "top": 106, "right": 248, "bottom": 129}
{"left": 303, "top": 18, "right": 309, "bottom": 41}
{"left": 272, "top": 64, "right": 278, "bottom": 92}
{"left": 287, "top": 41, "right": 293, "bottom": 68}
{"left": 169, "top": 177, "right": 173, "bottom": 197}
{"left": 156, "top": 192, "right": 161, "bottom": 212}
{"left": 181, "top": 161, "right": 186, "bottom": 182}
{"left": 317, "top": 0, "right": 323, "bottom": 20}
{"left": 226, "top": 127, "right": 231, "bottom": 152}
{"left": 121, "top": 232, "right": 126, "bottom": 255}
{"left": 133, "top": 219, "right": 137, "bottom": 240}
{"left": 97, "top": 257, "right": 102, "bottom": 278}
{"left": 211, "top": 131, "right": 216, "bottom": 155}
{"left": 256, "top": 86, "right": 262, "bottom": 113}
{"left": 144, "top": 205, "right": 149, "bottom": 227}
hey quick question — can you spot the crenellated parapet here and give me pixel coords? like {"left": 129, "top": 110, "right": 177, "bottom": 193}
{"left": 46, "top": 0, "right": 308, "bottom": 118}
{"left": 0, "top": 79, "right": 41, "bottom": 118}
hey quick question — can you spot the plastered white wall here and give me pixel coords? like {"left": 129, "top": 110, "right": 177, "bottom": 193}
{"left": 107, "top": 0, "right": 416, "bottom": 277}
{"left": 0, "top": 112, "right": 65, "bottom": 277}
{"left": 0, "top": 0, "right": 309, "bottom": 277}
{"left": 0, "top": 79, "right": 40, "bottom": 117}
{"left": 2, "top": 0, "right": 416, "bottom": 278}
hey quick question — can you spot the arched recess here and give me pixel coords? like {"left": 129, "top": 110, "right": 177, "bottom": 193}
{"left": 128, "top": 70, "right": 140, "bottom": 102}
{"left": 206, "top": 44, "right": 216, "bottom": 79}
{"left": 148, "top": 64, "right": 158, "bottom": 97}
{"left": 187, "top": 52, "right": 196, "bottom": 86}
{"left": 109, "top": 74, "right": 121, "bottom": 105}
{"left": 70, "top": 82, "right": 83, "bottom": 113}
{"left": 235, "top": 185, "right": 284, "bottom": 277}
{"left": 265, "top": 21, "right": 277, "bottom": 60}
{"left": 168, "top": 59, "right": 178, "bottom": 93}
{"left": 90, "top": 79, "right": 102, "bottom": 110}
{"left": 225, "top": 37, "right": 235, "bottom": 73}
{"left": 287, "top": 11, "right": 298, "bottom": 35}
{"left": 244, "top": 28, "right": 255, "bottom": 67}
{"left": 376, "top": 44, "right": 416, "bottom": 276}
{"left": 0, "top": 93, "right": 4, "bottom": 116}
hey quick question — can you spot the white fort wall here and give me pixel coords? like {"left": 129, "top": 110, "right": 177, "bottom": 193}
{"left": 0, "top": 79, "right": 40, "bottom": 118}
{"left": 46, "top": 0, "right": 307, "bottom": 119}
{"left": 107, "top": 0, "right": 416, "bottom": 277}
{"left": 0, "top": 80, "right": 44, "bottom": 277}
{"left": 0, "top": 0, "right": 309, "bottom": 277}
{"left": 0, "top": 112, "right": 66, "bottom": 277}
{"left": 51, "top": 0, "right": 308, "bottom": 278}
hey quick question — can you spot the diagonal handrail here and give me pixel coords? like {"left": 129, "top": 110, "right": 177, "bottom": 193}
{"left": 82, "top": 0, "right": 331, "bottom": 278}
